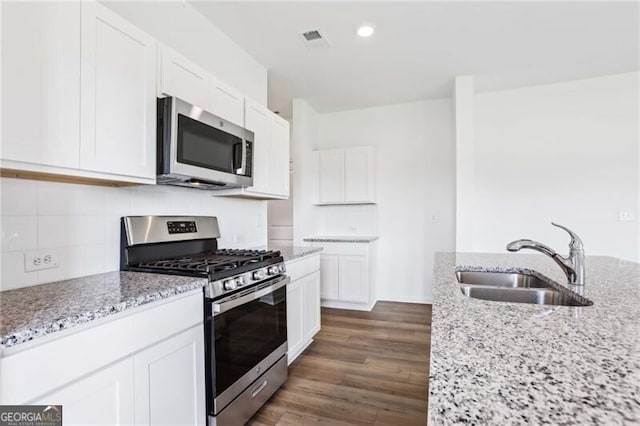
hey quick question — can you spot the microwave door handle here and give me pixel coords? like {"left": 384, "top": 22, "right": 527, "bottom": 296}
{"left": 232, "top": 142, "right": 244, "bottom": 174}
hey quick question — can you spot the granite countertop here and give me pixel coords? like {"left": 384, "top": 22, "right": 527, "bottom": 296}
{"left": 265, "top": 244, "right": 323, "bottom": 262}
{"left": 0, "top": 271, "right": 207, "bottom": 350}
{"left": 429, "top": 252, "right": 640, "bottom": 425}
{"left": 303, "top": 235, "right": 379, "bottom": 243}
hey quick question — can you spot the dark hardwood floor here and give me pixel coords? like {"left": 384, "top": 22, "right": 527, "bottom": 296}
{"left": 249, "top": 301, "right": 432, "bottom": 425}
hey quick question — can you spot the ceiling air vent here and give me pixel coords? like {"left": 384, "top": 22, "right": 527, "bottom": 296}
{"left": 299, "top": 29, "right": 331, "bottom": 49}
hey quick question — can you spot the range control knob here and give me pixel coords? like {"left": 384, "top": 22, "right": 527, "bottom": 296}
{"left": 236, "top": 277, "right": 245, "bottom": 286}
{"left": 278, "top": 264, "right": 286, "bottom": 273}
{"left": 268, "top": 266, "right": 280, "bottom": 275}
{"left": 223, "top": 279, "right": 237, "bottom": 290}
{"left": 253, "top": 270, "right": 266, "bottom": 280}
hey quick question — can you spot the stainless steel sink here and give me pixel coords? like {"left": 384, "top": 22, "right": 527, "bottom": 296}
{"left": 456, "top": 271, "right": 553, "bottom": 289}
{"left": 459, "top": 286, "right": 589, "bottom": 306}
{"left": 455, "top": 270, "right": 591, "bottom": 306}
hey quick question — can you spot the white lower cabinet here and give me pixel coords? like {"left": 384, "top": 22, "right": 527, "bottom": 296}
{"left": 286, "top": 254, "right": 321, "bottom": 364}
{"left": 0, "top": 291, "right": 205, "bottom": 425}
{"left": 134, "top": 325, "right": 205, "bottom": 426}
{"left": 308, "top": 241, "right": 378, "bottom": 311}
{"left": 34, "top": 358, "right": 135, "bottom": 426}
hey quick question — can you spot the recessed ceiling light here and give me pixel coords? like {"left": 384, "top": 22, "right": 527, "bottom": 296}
{"left": 357, "top": 25, "right": 374, "bottom": 38}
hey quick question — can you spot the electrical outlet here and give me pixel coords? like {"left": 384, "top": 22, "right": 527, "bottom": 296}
{"left": 618, "top": 210, "right": 635, "bottom": 222}
{"left": 25, "top": 249, "right": 60, "bottom": 272}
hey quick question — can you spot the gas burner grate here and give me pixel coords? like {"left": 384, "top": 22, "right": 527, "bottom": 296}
{"left": 137, "top": 249, "right": 281, "bottom": 274}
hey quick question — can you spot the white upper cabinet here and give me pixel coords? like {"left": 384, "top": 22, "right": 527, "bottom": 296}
{"left": 1, "top": 0, "right": 157, "bottom": 184}
{"left": 0, "top": 1, "right": 81, "bottom": 169}
{"left": 159, "top": 46, "right": 209, "bottom": 109}
{"left": 269, "top": 114, "right": 291, "bottom": 197}
{"left": 245, "top": 99, "right": 270, "bottom": 193}
{"left": 80, "top": 1, "right": 156, "bottom": 181}
{"left": 210, "top": 75, "right": 244, "bottom": 127}
{"left": 215, "top": 100, "right": 290, "bottom": 200}
{"left": 318, "top": 149, "right": 345, "bottom": 204}
{"left": 345, "top": 147, "right": 375, "bottom": 202}
{"left": 315, "top": 146, "right": 376, "bottom": 205}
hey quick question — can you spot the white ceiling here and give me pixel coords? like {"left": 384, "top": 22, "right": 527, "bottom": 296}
{"left": 191, "top": 1, "right": 639, "bottom": 118}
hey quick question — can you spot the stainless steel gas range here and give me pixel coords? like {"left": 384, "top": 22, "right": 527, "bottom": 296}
{"left": 120, "top": 216, "right": 288, "bottom": 425}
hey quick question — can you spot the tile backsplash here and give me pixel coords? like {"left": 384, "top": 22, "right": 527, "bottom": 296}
{"left": 0, "top": 177, "right": 267, "bottom": 291}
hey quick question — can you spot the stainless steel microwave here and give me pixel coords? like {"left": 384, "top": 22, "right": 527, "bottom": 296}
{"left": 156, "top": 97, "right": 253, "bottom": 189}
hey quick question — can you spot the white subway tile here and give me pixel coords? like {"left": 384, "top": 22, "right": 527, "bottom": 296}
{"left": 74, "top": 186, "right": 106, "bottom": 215}
{"left": 38, "top": 216, "right": 74, "bottom": 248}
{"left": 37, "top": 181, "right": 74, "bottom": 215}
{"left": 68, "top": 244, "right": 105, "bottom": 278}
{"left": 0, "top": 251, "right": 38, "bottom": 291}
{"left": 104, "top": 215, "right": 122, "bottom": 244}
{"left": 104, "top": 241, "right": 120, "bottom": 272}
{"left": 104, "top": 187, "right": 132, "bottom": 217}
{"left": 1, "top": 216, "right": 37, "bottom": 252}
{"left": 74, "top": 215, "right": 106, "bottom": 246}
{"left": 0, "top": 178, "right": 37, "bottom": 216}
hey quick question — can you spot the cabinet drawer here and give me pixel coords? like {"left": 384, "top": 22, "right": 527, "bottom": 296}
{"left": 285, "top": 254, "right": 320, "bottom": 282}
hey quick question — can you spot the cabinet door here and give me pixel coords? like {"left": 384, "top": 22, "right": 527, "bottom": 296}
{"left": 302, "top": 271, "right": 321, "bottom": 341}
{"left": 318, "top": 149, "right": 344, "bottom": 203}
{"left": 319, "top": 254, "right": 339, "bottom": 300}
{"left": 268, "top": 115, "right": 290, "bottom": 197}
{"left": 210, "top": 76, "right": 244, "bottom": 126}
{"left": 286, "top": 278, "right": 304, "bottom": 364}
{"left": 345, "top": 147, "right": 374, "bottom": 202}
{"left": 1, "top": 1, "right": 80, "bottom": 168}
{"left": 159, "top": 46, "right": 209, "bottom": 109}
{"left": 80, "top": 1, "right": 156, "bottom": 180}
{"left": 338, "top": 255, "right": 369, "bottom": 303}
{"left": 34, "top": 358, "right": 134, "bottom": 426}
{"left": 134, "top": 324, "right": 205, "bottom": 426}
{"left": 245, "top": 100, "right": 270, "bottom": 193}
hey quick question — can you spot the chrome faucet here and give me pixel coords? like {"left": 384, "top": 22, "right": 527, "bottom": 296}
{"left": 506, "top": 222, "right": 585, "bottom": 286}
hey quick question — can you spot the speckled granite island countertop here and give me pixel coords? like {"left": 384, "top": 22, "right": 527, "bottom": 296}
{"left": 303, "top": 235, "right": 379, "bottom": 243}
{"left": 0, "top": 272, "right": 207, "bottom": 350}
{"left": 268, "top": 245, "right": 323, "bottom": 262}
{"left": 428, "top": 252, "right": 640, "bottom": 425}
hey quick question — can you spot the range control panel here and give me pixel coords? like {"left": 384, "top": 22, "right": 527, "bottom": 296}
{"left": 167, "top": 221, "right": 198, "bottom": 234}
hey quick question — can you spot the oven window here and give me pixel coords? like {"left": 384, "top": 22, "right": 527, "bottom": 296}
{"left": 213, "top": 286, "right": 287, "bottom": 396}
{"left": 177, "top": 114, "right": 243, "bottom": 173}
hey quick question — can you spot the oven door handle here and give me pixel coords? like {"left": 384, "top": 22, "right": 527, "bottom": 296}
{"left": 212, "top": 275, "right": 290, "bottom": 316}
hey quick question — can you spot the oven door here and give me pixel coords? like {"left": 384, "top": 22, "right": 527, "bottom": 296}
{"left": 205, "top": 275, "right": 288, "bottom": 415}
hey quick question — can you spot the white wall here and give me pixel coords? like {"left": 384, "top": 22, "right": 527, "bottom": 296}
{"left": 462, "top": 72, "right": 639, "bottom": 261}
{"left": 455, "top": 76, "right": 475, "bottom": 251}
{"left": 291, "top": 99, "right": 321, "bottom": 245}
{"left": 101, "top": 1, "right": 267, "bottom": 105}
{"left": 0, "top": 178, "right": 266, "bottom": 291}
{"left": 316, "top": 99, "right": 456, "bottom": 303}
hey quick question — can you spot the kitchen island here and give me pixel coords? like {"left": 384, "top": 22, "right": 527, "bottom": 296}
{"left": 429, "top": 252, "right": 640, "bottom": 425}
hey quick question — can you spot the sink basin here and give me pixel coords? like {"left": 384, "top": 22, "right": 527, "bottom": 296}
{"left": 456, "top": 271, "right": 552, "bottom": 289}
{"left": 459, "top": 286, "right": 589, "bottom": 306}
{"left": 456, "top": 270, "right": 591, "bottom": 306}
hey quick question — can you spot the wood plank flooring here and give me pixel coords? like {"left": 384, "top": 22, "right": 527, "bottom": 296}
{"left": 249, "top": 301, "right": 432, "bottom": 425}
